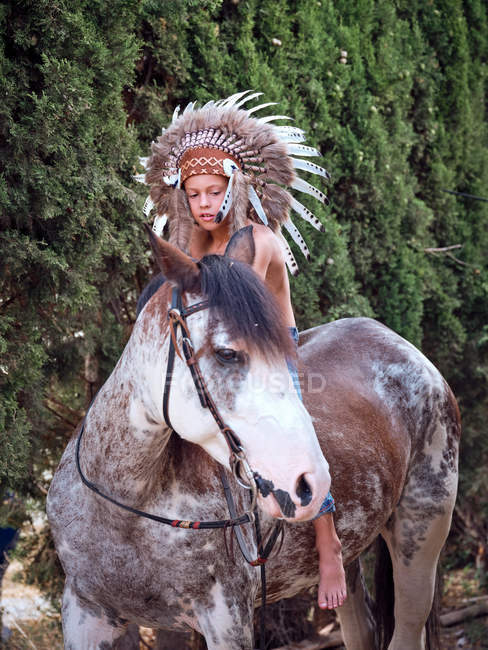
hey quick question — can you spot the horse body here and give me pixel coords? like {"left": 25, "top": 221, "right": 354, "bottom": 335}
{"left": 47, "top": 238, "right": 460, "bottom": 650}
{"left": 251, "top": 317, "right": 459, "bottom": 649}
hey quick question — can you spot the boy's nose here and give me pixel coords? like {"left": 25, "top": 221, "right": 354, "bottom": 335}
{"left": 199, "top": 194, "right": 209, "bottom": 208}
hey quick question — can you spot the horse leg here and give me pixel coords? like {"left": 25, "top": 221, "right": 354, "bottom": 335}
{"left": 381, "top": 492, "right": 456, "bottom": 649}
{"left": 61, "top": 579, "right": 128, "bottom": 650}
{"left": 336, "top": 558, "right": 375, "bottom": 650}
{"left": 194, "top": 582, "right": 255, "bottom": 650}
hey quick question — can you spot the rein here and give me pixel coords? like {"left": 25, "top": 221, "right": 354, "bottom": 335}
{"left": 75, "top": 286, "right": 284, "bottom": 648}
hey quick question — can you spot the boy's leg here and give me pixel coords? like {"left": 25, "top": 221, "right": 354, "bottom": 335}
{"left": 286, "top": 328, "right": 346, "bottom": 609}
{"left": 313, "top": 510, "right": 347, "bottom": 609}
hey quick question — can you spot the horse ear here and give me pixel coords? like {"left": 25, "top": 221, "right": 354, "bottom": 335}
{"left": 224, "top": 225, "right": 255, "bottom": 266}
{"left": 144, "top": 224, "right": 201, "bottom": 293}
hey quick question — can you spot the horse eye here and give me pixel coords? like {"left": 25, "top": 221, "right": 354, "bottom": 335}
{"left": 215, "top": 348, "right": 239, "bottom": 365}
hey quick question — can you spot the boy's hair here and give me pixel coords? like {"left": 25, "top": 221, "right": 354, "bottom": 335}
{"left": 135, "top": 91, "right": 330, "bottom": 275}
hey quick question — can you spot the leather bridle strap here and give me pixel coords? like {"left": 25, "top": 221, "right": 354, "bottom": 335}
{"left": 219, "top": 467, "right": 284, "bottom": 566}
{"left": 75, "top": 414, "right": 251, "bottom": 530}
{"left": 162, "top": 287, "right": 182, "bottom": 432}
{"left": 163, "top": 287, "right": 248, "bottom": 461}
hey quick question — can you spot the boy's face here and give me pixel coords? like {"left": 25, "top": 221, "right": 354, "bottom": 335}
{"left": 184, "top": 174, "right": 229, "bottom": 231}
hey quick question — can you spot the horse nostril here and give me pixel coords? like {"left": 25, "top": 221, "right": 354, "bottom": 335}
{"left": 296, "top": 474, "right": 313, "bottom": 506}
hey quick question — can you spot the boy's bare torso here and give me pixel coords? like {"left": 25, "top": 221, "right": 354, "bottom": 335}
{"left": 189, "top": 220, "right": 295, "bottom": 327}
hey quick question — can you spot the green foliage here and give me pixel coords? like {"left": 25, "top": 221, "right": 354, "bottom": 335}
{"left": 0, "top": 0, "right": 146, "bottom": 494}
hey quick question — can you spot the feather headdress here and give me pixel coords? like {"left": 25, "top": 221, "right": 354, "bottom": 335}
{"left": 135, "top": 91, "right": 329, "bottom": 275}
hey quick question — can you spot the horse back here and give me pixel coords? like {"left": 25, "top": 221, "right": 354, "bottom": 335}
{"left": 297, "top": 317, "right": 460, "bottom": 561}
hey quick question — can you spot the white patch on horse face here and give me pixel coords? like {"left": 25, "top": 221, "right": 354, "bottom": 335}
{"left": 168, "top": 316, "right": 332, "bottom": 521}
{"left": 226, "top": 355, "right": 331, "bottom": 521}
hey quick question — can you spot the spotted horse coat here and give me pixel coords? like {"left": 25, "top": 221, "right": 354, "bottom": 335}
{"left": 47, "top": 237, "right": 460, "bottom": 650}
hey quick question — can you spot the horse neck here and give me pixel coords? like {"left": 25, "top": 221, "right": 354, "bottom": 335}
{"left": 80, "top": 297, "right": 173, "bottom": 503}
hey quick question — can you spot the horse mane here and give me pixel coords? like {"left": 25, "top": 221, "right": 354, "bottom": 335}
{"left": 198, "top": 254, "right": 294, "bottom": 362}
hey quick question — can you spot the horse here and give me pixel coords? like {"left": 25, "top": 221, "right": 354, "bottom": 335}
{"left": 47, "top": 229, "right": 460, "bottom": 650}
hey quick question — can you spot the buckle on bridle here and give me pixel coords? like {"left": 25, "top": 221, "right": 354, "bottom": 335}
{"left": 231, "top": 451, "right": 258, "bottom": 513}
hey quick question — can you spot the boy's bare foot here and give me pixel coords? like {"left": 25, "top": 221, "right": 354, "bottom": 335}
{"left": 313, "top": 513, "right": 347, "bottom": 610}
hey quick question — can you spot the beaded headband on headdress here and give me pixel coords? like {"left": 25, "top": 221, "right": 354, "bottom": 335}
{"left": 134, "top": 90, "right": 330, "bottom": 275}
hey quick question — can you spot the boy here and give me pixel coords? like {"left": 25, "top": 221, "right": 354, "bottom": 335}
{"left": 137, "top": 92, "right": 347, "bottom": 609}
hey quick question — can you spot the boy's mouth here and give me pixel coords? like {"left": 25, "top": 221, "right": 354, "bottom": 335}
{"left": 200, "top": 213, "right": 215, "bottom": 222}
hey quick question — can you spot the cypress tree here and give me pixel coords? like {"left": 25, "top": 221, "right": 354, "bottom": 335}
{"left": 0, "top": 0, "right": 144, "bottom": 494}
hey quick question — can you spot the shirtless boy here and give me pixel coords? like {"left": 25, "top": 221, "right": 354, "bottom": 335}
{"left": 138, "top": 93, "right": 347, "bottom": 610}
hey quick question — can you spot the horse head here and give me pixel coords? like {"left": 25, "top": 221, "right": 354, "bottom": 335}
{"left": 136, "top": 228, "right": 331, "bottom": 522}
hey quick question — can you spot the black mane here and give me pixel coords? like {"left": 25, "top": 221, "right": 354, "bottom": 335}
{"left": 199, "top": 254, "right": 293, "bottom": 361}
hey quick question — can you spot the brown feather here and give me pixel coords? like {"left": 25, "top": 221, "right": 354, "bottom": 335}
{"left": 228, "top": 170, "right": 250, "bottom": 234}
{"left": 167, "top": 189, "right": 193, "bottom": 254}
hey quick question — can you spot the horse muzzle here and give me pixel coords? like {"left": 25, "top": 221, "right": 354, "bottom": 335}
{"left": 252, "top": 468, "right": 330, "bottom": 521}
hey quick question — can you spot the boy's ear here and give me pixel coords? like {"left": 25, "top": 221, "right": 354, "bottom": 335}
{"left": 144, "top": 224, "right": 201, "bottom": 294}
{"left": 224, "top": 225, "right": 255, "bottom": 266}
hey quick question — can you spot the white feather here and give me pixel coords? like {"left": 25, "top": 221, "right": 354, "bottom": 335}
{"left": 133, "top": 173, "right": 147, "bottom": 184}
{"left": 291, "top": 158, "right": 331, "bottom": 179}
{"left": 283, "top": 218, "right": 310, "bottom": 259}
{"left": 278, "top": 132, "right": 306, "bottom": 143}
{"left": 287, "top": 144, "right": 321, "bottom": 157}
{"left": 138, "top": 156, "right": 149, "bottom": 168}
{"left": 222, "top": 90, "right": 253, "bottom": 107}
{"left": 172, "top": 105, "right": 180, "bottom": 123}
{"left": 246, "top": 102, "right": 278, "bottom": 115}
{"left": 276, "top": 126, "right": 306, "bottom": 143}
{"left": 235, "top": 91, "right": 263, "bottom": 108}
{"left": 258, "top": 115, "right": 294, "bottom": 124}
{"left": 183, "top": 101, "right": 196, "bottom": 115}
{"left": 291, "top": 177, "right": 328, "bottom": 204}
{"left": 143, "top": 196, "right": 154, "bottom": 216}
{"left": 152, "top": 214, "right": 167, "bottom": 237}
{"left": 248, "top": 186, "right": 268, "bottom": 225}
{"left": 290, "top": 197, "right": 324, "bottom": 232}
{"left": 276, "top": 126, "right": 305, "bottom": 136}
{"left": 276, "top": 231, "right": 299, "bottom": 276}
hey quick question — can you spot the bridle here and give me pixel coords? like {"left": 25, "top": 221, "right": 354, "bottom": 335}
{"left": 163, "top": 287, "right": 261, "bottom": 514}
{"left": 75, "top": 285, "right": 284, "bottom": 648}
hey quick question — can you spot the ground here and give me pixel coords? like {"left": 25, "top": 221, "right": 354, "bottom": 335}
{"left": 1, "top": 559, "right": 487, "bottom": 649}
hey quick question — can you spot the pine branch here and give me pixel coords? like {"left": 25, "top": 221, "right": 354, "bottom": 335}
{"left": 44, "top": 403, "right": 78, "bottom": 428}
{"left": 424, "top": 245, "right": 463, "bottom": 253}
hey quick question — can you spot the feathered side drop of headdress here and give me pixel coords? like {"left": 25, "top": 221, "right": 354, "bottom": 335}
{"left": 134, "top": 90, "right": 330, "bottom": 275}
